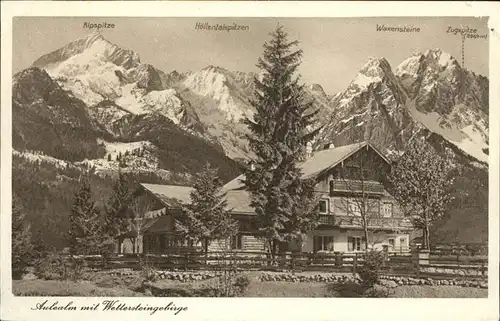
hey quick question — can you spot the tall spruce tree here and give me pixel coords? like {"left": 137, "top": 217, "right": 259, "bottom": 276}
{"left": 68, "top": 177, "right": 111, "bottom": 255}
{"left": 182, "top": 163, "right": 238, "bottom": 256}
{"left": 244, "top": 25, "right": 321, "bottom": 260}
{"left": 104, "top": 170, "right": 133, "bottom": 244}
{"left": 12, "top": 194, "right": 34, "bottom": 278}
{"left": 388, "top": 137, "right": 454, "bottom": 250}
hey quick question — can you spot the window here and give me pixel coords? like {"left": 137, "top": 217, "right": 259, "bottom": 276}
{"left": 381, "top": 202, "right": 393, "bottom": 218}
{"left": 399, "top": 237, "right": 407, "bottom": 248}
{"left": 231, "top": 234, "right": 243, "bottom": 250}
{"left": 313, "top": 235, "right": 334, "bottom": 251}
{"left": 388, "top": 238, "right": 395, "bottom": 247}
{"left": 319, "top": 199, "right": 329, "bottom": 214}
{"left": 348, "top": 236, "right": 366, "bottom": 252}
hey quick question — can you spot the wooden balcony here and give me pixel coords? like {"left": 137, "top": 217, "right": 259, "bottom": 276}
{"left": 318, "top": 214, "right": 336, "bottom": 226}
{"left": 329, "top": 179, "right": 385, "bottom": 195}
{"left": 368, "top": 217, "right": 413, "bottom": 229}
{"left": 319, "top": 214, "right": 413, "bottom": 230}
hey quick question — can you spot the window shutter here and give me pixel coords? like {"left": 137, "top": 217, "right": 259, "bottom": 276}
{"left": 348, "top": 237, "right": 354, "bottom": 251}
{"left": 231, "top": 235, "right": 239, "bottom": 249}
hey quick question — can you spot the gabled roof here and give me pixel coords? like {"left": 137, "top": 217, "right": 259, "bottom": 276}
{"left": 139, "top": 183, "right": 255, "bottom": 214}
{"left": 222, "top": 141, "right": 390, "bottom": 191}
{"left": 225, "top": 190, "right": 254, "bottom": 214}
{"left": 301, "top": 142, "right": 367, "bottom": 179}
{"left": 140, "top": 183, "right": 193, "bottom": 208}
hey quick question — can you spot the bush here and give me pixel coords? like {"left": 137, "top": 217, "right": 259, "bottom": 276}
{"left": 358, "top": 250, "right": 387, "bottom": 288}
{"left": 233, "top": 275, "right": 251, "bottom": 294}
{"left": 36, "top": 252, "right": 85, "bottom": 281}
{"left": 139, "top": 257, "right": 158, "bottom": 282}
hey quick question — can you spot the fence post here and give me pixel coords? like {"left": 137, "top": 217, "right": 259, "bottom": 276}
{"left": 416, "top": 252, "right": 420, "bottom": 277}
{"left": 334, "top": 252, "right": 340, "bottom": 269}
{"left": 411, "top": 246, "right": 420, "bottom": 277}
{"left": 291, "top": 252, "right": 295, "bottom": 274}
{"left": 353, "top": 254, "right": 358, "bottom": 276}
{"left": 184, "top": 252, "right": 188, "bottom": 271}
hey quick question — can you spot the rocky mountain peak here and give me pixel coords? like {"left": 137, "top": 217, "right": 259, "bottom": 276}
{"left": 309, "top": 83, "right": 327, "bottom": 97}
{"left": 33, "top": 32, "right": 141, "bottom": 71}
{"left": 423, "top": 48, "right": 458, "bottom": 66}
{"left": 340, "top": 56, "right": 406, "bottom": 108}
{"left": 359, "top": 57, "right": 392, "bottom": 77}
{"left": 14, "top": 66, "right": 51, "bottom": 84}
{"left": 202, "top": 65, "right": 225, "bottom": 73}
{"left": 396, "top": 49, "right": 460, "bottom": 82}
{"left": 82, "top": 31, "right": 106, "bottom": 45}
{"left": 13, "top": 67, "right": 65, "bottom": 106}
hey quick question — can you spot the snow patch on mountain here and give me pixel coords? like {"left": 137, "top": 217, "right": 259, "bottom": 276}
{"left": 352, "top": 73, "right": 381, "bottom": 90}
{"left": 183, "top": 66, "right": 253, "bottom": 122}
{"left": 114, "top": 84, "right": 186, "bottom": 124}
{"left": 13, "top": 150, "right": 73, "bottom": 170}
{"left": 100, "top": 139, "right": 153, "bottom": 156}
{"left": 407, "top": 100, "right": 488, "bottom": 163}
{"left": 396, "top": 55, "right": 421, "bottom": 78}
{"left": 47, "top": 58, "right": 189, "bottom": 127}
{"left": 71, "top": 139, "right": 160, "bottom": 172}
{"left": 46, "top": 52, "right": 124, "bottom": 106}
{"left": 34, "top": 32, "right": 140, "bottom": 71}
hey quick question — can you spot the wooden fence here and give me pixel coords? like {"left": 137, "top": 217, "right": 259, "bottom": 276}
{"left": 77, "top": 250, "right": 488, "bottom": 279}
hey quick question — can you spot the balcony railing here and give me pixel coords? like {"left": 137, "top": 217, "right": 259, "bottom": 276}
{"left": 367, "top": 217, "right": 413, "bottom": 229}
{"left": 318, "top": 215, "right": 336, "bottom": 225}
{"left": 319, "top": 214, "right": 413, "bottom": 229}
{"left": 330, "top": 179, "right": 385, "bottom": 195}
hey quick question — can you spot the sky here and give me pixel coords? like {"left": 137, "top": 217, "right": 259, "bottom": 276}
{"left": 13, "top": 16, "right": 489, "bottom": 95}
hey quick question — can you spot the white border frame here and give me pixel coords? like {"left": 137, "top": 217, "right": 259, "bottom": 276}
{"left": 1, "top": 2, "right": 499, "bottom": 321}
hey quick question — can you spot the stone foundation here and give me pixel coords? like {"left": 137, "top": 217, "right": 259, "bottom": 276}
{"left": 257, "top": 272, "right": 488, "bottom": 289}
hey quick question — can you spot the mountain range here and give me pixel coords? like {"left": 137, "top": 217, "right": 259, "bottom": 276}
{"left": 12, "top": 31, "right": 489, "bottom": 247}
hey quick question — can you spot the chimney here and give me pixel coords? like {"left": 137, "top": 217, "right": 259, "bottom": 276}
{"left": 306, "top": 142, "right": 313, "bottom": 159}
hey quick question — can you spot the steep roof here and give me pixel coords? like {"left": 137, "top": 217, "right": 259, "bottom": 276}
{"left": 140, "top": 183, "right": 193, "bottom": 207}
{"left": 140, "top": 183, "right": 254, "bottom": 214}
{"left": 300, "top": 142, "right": 367, "bottom": 179}
{"left": 225, "top": 190, "right": 254, "bottom": 214}
{"left": 222, "top": 141, "right": 389, "bottom": 191}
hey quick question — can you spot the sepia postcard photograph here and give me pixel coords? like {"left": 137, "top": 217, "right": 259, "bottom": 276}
{"left": 1, "top": 2, "right": 499, "bottom": 321}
